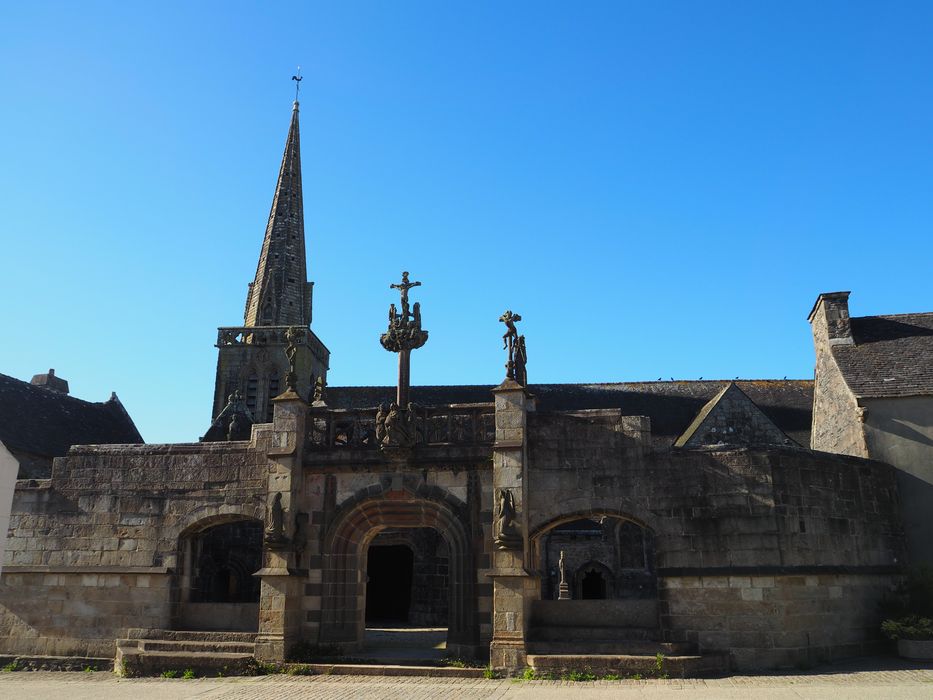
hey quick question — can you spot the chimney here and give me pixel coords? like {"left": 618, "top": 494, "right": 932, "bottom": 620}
{"left": 30, "top": 368, "right": 70, "bottom": 394}
{"left": 808, "top": 292, "right": 854, "bottom": 346}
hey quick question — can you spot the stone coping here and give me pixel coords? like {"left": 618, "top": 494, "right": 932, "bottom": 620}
{"left": 2, "top": 565, "right": 171, "bottom": 575}
{"left": 64, "top": 442, "right": 255, "bottom": 456}
{"left": 658, "top": 564, "right": 901, "bottom": 577}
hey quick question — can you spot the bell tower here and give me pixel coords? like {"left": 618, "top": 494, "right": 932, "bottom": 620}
{"left": 211, "top": 99, "right": 329, "bottom": 423}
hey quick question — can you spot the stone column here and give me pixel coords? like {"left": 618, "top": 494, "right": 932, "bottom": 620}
{"left": 255, "top": 389, "right": 307, "bottom": 662}
{"left": 488, "top": 379, "right": 536, "bottom": 672}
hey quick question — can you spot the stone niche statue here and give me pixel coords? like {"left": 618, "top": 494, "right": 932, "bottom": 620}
{"left": 264, "top": 492, "right": 288, "bottom": 547}
{"left": 494, "top": 488, "right": 522, "bottom": 550}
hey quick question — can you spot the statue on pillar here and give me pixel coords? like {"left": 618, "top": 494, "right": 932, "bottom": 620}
{"left": 494, "top": 488, "right": 522, "bottom": 550}
{"left": 499, "top": 310, "right": 528, "bottom": 385}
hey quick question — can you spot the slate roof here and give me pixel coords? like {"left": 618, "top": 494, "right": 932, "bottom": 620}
{"left": 0, "top": 372, "right": 143, "bottom": 463}
{"left": 833, "top": 313, "right": 933, "bottom": 398}
{"left": 326, "top": 380, "right": 814, "bottom": 447}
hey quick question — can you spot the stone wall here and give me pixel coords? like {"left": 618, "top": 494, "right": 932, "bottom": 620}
{"left": 862, "top": 396, "right": 933, "bottom": 565}
{"left": 0, "top": 441, "right": 16, "bottom": 575}
{"left": 0, "top": 439, "right": 270, "bottom": 658}
{"left": 526, "top": 409, "right": 905, "bottom": 668}
{"left": 809, "top": 297, "right": 867, "bottom": 456}
{"left": 661, "top": 572, "right": 893, "bottom": 669}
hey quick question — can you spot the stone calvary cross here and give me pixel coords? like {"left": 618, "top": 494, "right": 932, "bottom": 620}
{"left": 380, "top": 271, "right": 428, "bottom": 407}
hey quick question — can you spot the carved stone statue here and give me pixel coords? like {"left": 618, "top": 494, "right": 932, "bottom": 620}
{"left": 380, "top": 274, "right": 429, "bottom": 355}
{"left": 265, "top": 492, "right": 287, "bottom": 546}
{"left": 227, "top": 412, "right": 246, "bottom": 441}
{"left": 390, "top": 271, "right": 421, "bottom": 321}
{"left": 500, "top": 310, "right": 521, "bottom": 350}
{"left": 558, "top": 550, "right": 571, "bottom": 600}
{"left": 375, "top": 403, "right": 388, "bottom": 445}
{"left": 201, "top": 389, "right": 253, "bottom": 443}
{"left": 312, "top": 375, "right": 326, "bottom": 404}
{"left": 283, "top": 326, "right": 302, "bottom": 392}
{"left": 383, "top": 403, "right": 409, "bottom": 446}
{"left": 499, "top": 310, "right": 527, "bottom": 384}
{"left": 514, "top": 335, "right": 528, "bottom": 386}
{"left": 380, "top": 271, "right": 429, "bottom": 414}
{"left": 494, "top": 488, "right": 522, "bottom": 550}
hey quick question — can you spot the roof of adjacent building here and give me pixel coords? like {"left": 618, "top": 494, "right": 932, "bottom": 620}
{"left": 833, "top": 313, "right": 933, "bottom": 398}
{"left": 326, "top": 379, "right": 814, "bottom": 447}
{"left": 0, "top": 372, "right": 143, "bottom": 461}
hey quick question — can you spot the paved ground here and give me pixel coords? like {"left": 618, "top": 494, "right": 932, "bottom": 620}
{"left": 1, "top": 658, "right": 932, "bottom": 700}
{"left": 363, "top": 626, "right": 447, "bottom": 662}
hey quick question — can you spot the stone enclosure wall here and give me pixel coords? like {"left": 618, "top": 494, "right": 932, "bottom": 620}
{"left": 0, "top": 390, "right": 909, "bottom": 672}
{"left": 526, "top": 408, "right": 905, "bottom": 669}
{"left": 0, "top": 440, "right": 269, "bottom": 658}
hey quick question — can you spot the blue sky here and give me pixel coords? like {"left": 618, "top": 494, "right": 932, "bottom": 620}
{"left": 1, "top": 1, "right": 931, "bottom": 443}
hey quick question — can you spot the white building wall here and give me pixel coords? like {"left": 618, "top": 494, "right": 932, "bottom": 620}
{"left": 0, "top": 441, "right": 17, "bottom": 575}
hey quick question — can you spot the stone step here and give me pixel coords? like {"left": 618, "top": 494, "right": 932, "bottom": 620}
{"left": 123, "top": 628, "right": 257, "bottom": 643}
{"left": 137, "top": 639, "right": 256, "bottom": 654}
{"left": 526, "top": 640, "right": 693, "bottom": 656}
{"left": 528, "top": 626, "right": 659, "bottom": 642}
{"left": 117, "top": 648, "right": 256, "bottom": 678}
{"left": 298, "top": 663, "right": 485, "bottom": 678}
{"left": 527, "top": 653, "right": 730, "bottom": 678}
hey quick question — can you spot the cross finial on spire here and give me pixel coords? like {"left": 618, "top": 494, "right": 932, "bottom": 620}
{"left": 291, "top": 67, "right": 302, "bottom": 103}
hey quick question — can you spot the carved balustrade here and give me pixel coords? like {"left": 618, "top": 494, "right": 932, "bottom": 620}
{"left": 216, "top": 326, "right": 313, "bottom": 346}
{"left": 305, "top": 404, "right": 495, "bottom": 451}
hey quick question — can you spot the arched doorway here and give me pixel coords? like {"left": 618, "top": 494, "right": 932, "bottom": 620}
{"left": 321, "top": 492, "right": 477, "bottom": 658}
{"left": 175, "top": 516, "right": 262, "bottom": 632}
{"left": 365, "top": 542, "right": 414, "bottom": 623}
{"left": 364, "top": 528, "right": 450, "bottom": 627}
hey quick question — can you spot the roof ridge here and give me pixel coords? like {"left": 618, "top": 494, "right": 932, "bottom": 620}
{"left": 854, "top": 312, "right": 933, "bottom": 321}
{"left": 0, "top": 372, "right": 114, "bottom": 408}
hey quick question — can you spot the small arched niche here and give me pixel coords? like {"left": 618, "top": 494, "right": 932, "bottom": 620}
{"left": 175, "top": 516, "right": 262, "bottom": 632}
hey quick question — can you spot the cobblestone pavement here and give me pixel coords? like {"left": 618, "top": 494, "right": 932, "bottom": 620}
{"left": 1, "top": 658, "right": 932, "bottom": 700}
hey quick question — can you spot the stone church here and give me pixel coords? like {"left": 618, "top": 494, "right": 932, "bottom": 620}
{"left": 1, "top": 98, "right": 930, "bottom": 676}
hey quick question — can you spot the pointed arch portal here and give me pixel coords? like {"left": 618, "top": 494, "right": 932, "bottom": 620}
{"left": 320, "top": 492, "right": 477, "bottom": 657}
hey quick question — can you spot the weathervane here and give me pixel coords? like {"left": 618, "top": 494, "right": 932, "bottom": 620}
{"left": 291, "top": 67, "right": 302, "bottom": 102}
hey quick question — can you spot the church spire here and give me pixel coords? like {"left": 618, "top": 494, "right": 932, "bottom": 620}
{"left": 243, "top": 100, "right": 313, "bottom": 327}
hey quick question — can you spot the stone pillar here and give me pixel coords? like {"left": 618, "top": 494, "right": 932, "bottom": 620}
{"left": 255, "top": 389, "right": 307, "bottom": 662}
{"left": 489, "top": 379, "right": 536, "bottom": 673}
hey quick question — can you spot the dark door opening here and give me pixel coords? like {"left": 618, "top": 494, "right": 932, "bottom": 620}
{"left": 581, "top": 569, "right": 607, "bottom": 599}
{"left": 365, "top": 544, "right": 414, "bottom": 624}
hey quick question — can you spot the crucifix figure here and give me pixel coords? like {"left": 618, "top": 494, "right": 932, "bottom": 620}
{"left": 380, "top": 271, "right": 429, "bottom": 428}
{"left": 390, "top": 271, "right": 421, "bottom": 322}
